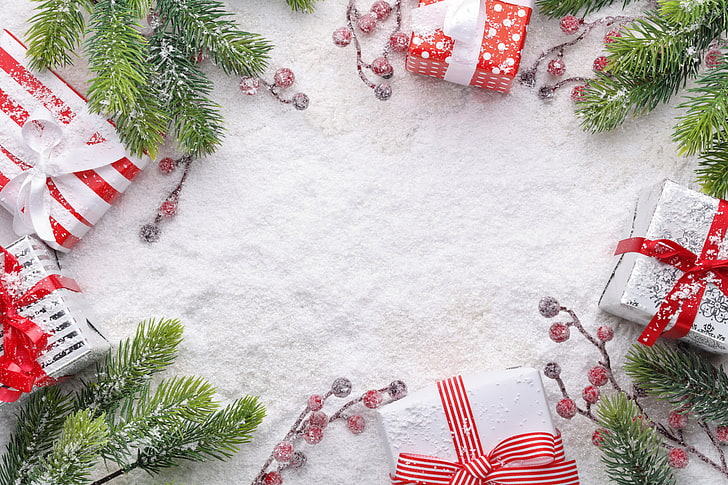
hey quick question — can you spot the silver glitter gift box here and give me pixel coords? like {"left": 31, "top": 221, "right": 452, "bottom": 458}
{"left": 599, "top": 179, "right": 728, "bottom": 353}
{"left": 0, "top": 236, "right": 108, "bottom": 400}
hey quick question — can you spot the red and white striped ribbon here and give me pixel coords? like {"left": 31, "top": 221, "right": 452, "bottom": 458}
{"left": 0, "top": 30, "right": 146, "bottom": 252}
{"left": 391, "top": 375, "right": 580, "bottom": 485}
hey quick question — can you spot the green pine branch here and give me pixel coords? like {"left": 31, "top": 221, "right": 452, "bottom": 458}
{"left": 696, "top": 138, "right": 728, "bottom": 198}
{"left": 596, "top": 393, "right": 676, "bottom": 485}
{"left": 625, "top": 344, "right": 728, "bottom": 424}
{"left": 156, "top": 0, "right": 272, "bottom": 76}
{"left": 76, "top": 318, "right": 183, "bottom": 417}
{"left": 286, "top": 0, "right": 320, "bottom": 13}
{"left": 27, "top": 410, "right": 109, "bottom": 485}
{"left": 536, "top": 0, "right": 635, "bottom": 19}
{"left": 0, "top": 387, "right": 74, "bottom": 485}
{"left": 25, "top": 0, "right": 92, "bottom": 70}
{"left": 148, "top": 33, "right": 225, "bottom": 157}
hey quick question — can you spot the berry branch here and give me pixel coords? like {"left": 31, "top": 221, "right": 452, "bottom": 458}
{"left": 252, "top": 378, "right": 407, "bottom": 485}
{"left": 538, "top": 296, "right": 728, "bottom": 479}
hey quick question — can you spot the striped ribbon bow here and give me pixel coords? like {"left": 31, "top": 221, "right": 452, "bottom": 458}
{"left": 615, "top": 198, "right": 728, "bottom": 347}
{"left": 390, "top": 375, "right": 580, "bottom": 485}
{"left": 0, "top": 244, "right": 80, "bottom": 402}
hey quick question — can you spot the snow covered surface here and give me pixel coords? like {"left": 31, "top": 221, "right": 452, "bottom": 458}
{"left": 0, "top": 1, "right": 722, "bottom": 484}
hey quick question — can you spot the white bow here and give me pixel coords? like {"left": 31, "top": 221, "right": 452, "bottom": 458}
{"left": 0, "top": 112, "right": 125, "bottom": 242}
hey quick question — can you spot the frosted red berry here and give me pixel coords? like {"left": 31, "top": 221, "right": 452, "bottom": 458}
{"left": 333, "top": 27, "right": 353, "bottom": 47}
{"left": 560, "top": 15, "right": 582, "bottom": 34}
{"left": 716, "top": 426, "right": 728, "bottom": 443}
{"left": 390, "top": 32, "right": 409, "bottom": 52}
{"left": 544, "top": 362, "right": 561, "bottom": 379}
{"left": 556, "top": 398, "right": 577, "bottom": 419}
{"left": 363, "top": 390, "right": 384, "bottom": 409}
{"left": 307, "top": 394, "right": 324, "bottom": 411}
{"left": 547, "top": 58, "right": 566, "bottom": 76}
{"left": 582, "top": 385, "right": 600, "bottom": 404}
{"left": 371, "top": 57, "right": 393, "bottom": 77}
{"left": 375, "top": 82, "right": 392, "bottom": 100}
{"left": 588, "top": 366, "right": 609, "bottom": 387}
{"left": 159, "top": 200, "right": 177, "bottom": 218}
{"left": 274, "top": 68, "right": 295, "bottom": 88}
{"left": 549, "top": 322, "right": 570, "bottom": 343}
{"left": 604, "top": 29, "right": 622, "bottom": 44}
{"left": 304, "top": 425, "right": 324, "bottom": 444}
{"left": 597, "top": 325, "right": 614, "bottom": 342}
{"left": 668, "top": 448, "right": 689, "bottom": 469}
{"left": 273, "top": 441, "right": 294, "bottom": 462}
{"left": 308, "top": 410, "right": 328, "bottom": 429}
{"left": 539, "top": 296, "right": 561, "bottom": 318}
{"left": 668, "top": 411, "right": 689, "bottom": 430}
{"left": 264, "top": 471, "right": 283, "bottom": 485}
{"left": 371, "top": 0, "right": 392, "bottom": 20}
{"left": 593, "top": 56, "right": 609, "bottom": 72}
{"left": 357, "top": 13, "right": 377, "bottom": 33}
{"left": 158, "top": 157, "right": 175, "bottom": 174}
{"left": 706, "top": 48, "right": 723, "bottom": 68}
{"left": 193, "top": 50, "right": 208, "bottom": 64}
{"left": 239, "top": 77, "right": 261, "bottom": 96}
{"left": 592, "top": 427, "right": 608, "bottom": 446}
{"left": 571, "top": 85, "right": 587, "bottom": 101}
{"left": 347, "top": 415, "right": 366, "bottom": 434}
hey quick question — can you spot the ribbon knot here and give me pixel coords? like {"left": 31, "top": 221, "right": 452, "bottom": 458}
{"left": 615, "top": 198, "right": 728, "bottom": 346}
{"left": 390, "top": 375, "right": 579, "bottom": 485}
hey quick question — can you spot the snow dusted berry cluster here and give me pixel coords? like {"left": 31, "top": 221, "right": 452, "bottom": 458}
{"left": 240, "top": 68, "right": 310, "bottom": 111}
{"left": 140, "top": 154, "right": 194, "bottom": 243}
{"left": 252, "top": 377, "right": 407, "bottom": 485}
{"left": 333, "top": 0, "right": 409, "bottom": 100}
{"left": 539, "top": 296, "right": 728, "bottom": 476}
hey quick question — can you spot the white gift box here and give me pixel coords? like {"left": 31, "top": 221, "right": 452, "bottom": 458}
{"left": 599, "top": 179, "right": 728, "bottom": 353}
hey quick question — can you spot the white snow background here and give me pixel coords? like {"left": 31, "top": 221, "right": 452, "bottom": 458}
{"left": 0, "top": 0, "right": 723, "bottom": 484}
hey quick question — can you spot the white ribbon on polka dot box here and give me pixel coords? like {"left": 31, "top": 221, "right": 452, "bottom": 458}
{"left": 407, "top": 0, "right": 533, "bottom": 93}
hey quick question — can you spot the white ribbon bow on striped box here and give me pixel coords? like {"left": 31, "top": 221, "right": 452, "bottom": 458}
{"left": 0, "top": 29, "right": 148, "bottom": 252}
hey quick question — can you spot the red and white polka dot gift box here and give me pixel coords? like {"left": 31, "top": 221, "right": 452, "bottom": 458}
{"left": 0, "top": 30, "right": 148, "bottom": 252}
{"left": 406, "top": 0, "right": 533, "bottom": 93}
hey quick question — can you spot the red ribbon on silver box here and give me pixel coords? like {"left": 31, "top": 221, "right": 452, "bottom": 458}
{"left": 390, "top": 375, "right": 580, "bottom": 485}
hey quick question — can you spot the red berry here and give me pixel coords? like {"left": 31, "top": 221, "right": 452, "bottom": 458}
{"left": 363, "top": 390, "right": 383, "bottom": 409}
{"left": 668, "top": 448, "right": 689, "bottom": 469}
{"left": 668, "top": 411, "right": 689, "bottom": 430}
{"left": 274, "top": 68, "right": 295, "bottom": 88}
{"left": 571, "top": 85, "right": 587, "bottom": 101}
{"left": 308, "top": 410, "right": 328, "bottom": 429}
{"left": 158, "top": 157, "right": 175, "bottom": 174}
{"left": 604, "top": 29, "right": 622, "bottom": 44}
{"left": 597, "top": 325, "right": 614, "bottom": 342}
{"left": 556, "top": 398, "right": 577, "bottom": 419}
{"left": 706, "top": 48, "right": 723, "bottom": 68}
{"left": 549, "top": 322, "right": 570, "bottom": 343}
{"left": 264, "top": 471, "right": 283, "bottom": 485}
{"left": 304, "top": 425, "right": 324, "bottom": 444}
{"left": 273, "top": 441, "right": 294, "bottom": 462}
{"left": 593, "top": 56, "right": 609, "bottom": 72}
{"left": 371, "top": 57, "right": 393, "bottom": 77}
{"left": 389, "top": 32, "right": 409, "bottom": 52}
{"left": 547, "top": 58, "right": 566, "bottom": 76}
{"left": 588, "top": 366, "right": 609, "bottom": 387}
{"left": 347, "top": 415, "right": 366, "bottom": 434}
{"left": 371, "top": 0, "right": 392, "bottom": 20}
{"left": 582, "top": 385, "right": 600, "bottom": 404}
{"left": 357, "top": 13, "right": 377, "bottom": 33}
{"left": 560, "top": 15, "right": 582, "bottom": 34}
{"left": 333, "top": 27, "right": 353, "bottom": 47}
{"left": 159, "top": 200, "right": 177, "bottom": 218}
{"left": 193, "top": 50, "right": 208, "bottom": 64}
{"left": 239, "top": 76, "right": 261, "bottom": 95}
{"left": 592, "top": 427, "right": 608, "bottom": 446}
{"left": 716, "top": 426, "right": 728, "bottom": 443}
{"left": 307, "top": 394, "right": 324, "bottom": 411}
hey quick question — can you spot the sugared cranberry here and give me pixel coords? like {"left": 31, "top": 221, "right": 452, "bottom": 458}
{"left": 389, "top": 32, "right": 409, "bottom": 52}
{"left": 307, "top": 394, "right": 324, "bottom": 411}
{"left": 363, "top": 390, "right": 383, "bottom": 409}
{"left": 549, "top": 322, "right": 570, "bottom": 343}
{"left": 333, "top": 27, "right": 353, "bottom": 47}
{"left": 304, "top": 425, "right": 324, "bottom": 444}
{"left": 273, "top": 441, "right": 294, "bottom": 462}
{"left": 347, "top": 415, "right": 366, "bottom": 434}
{"left": 370, "top": 1, "right": 392, "bottom": 20}
{"left": 274, "top": 68, "right": 295, "bottom": 88}
{"left": 547, "top": 58, "right": 566, "bottom": 76}
{"left": 582, "top": 385, "right": 600, "bottom": 404}
{"left": 560, "top": 15, "right": 582, "bottom": 34}
{"left": 597, "top": 325, "right": 614, "bottom": 342}
{"left": 668, "top": 448, "right": 689, "bottom": 468}
{"left": 556, "top": 398, "right": 577, "bottom": 419}
{"left": 588, "top": 366, "right": 609, "bottom": 387}
{"left": 357, "top": 13, "right": 377, "bottom": 33}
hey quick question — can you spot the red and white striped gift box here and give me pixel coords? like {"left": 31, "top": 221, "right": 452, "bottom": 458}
{"left": 0, "top": 29, "right": 148, "bottom": 252}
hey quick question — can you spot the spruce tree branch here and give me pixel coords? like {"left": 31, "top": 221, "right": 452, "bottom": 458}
{"left": 536, "top": 0, "right": 637, "bottom": 19}
{"left": 25, "top": 0, "right": 93, "bottom": 70}
{"left": 696, "top": 138, "right": 728, "bottom": 198}
{"left": 286, "top": 0, "right": 319, "bottom": 13}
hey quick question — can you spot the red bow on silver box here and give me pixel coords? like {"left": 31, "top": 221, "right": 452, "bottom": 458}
{"left": 390, "top": 375, "right": 580, "bottom": 485}
{"left": 0, "top": 244, "right": 80, "bottom": 402}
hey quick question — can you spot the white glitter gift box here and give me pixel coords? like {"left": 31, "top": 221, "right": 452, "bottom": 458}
{"left": 600, "top": 180, "right": 728, "bottom": 353}
{"left": 0, "top": 235, "right": 108, "bottom": 403}
{"left": 378, "top": 368, "right": 579, "bottom": 484}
